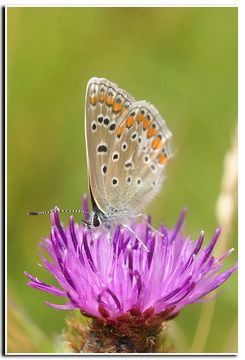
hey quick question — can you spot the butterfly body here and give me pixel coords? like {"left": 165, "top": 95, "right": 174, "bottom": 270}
{"left": 87, "top": 188, "right": 136, "bottom": 229}
{"left": 85, "top": 77, "right": 173, "bottom": 228}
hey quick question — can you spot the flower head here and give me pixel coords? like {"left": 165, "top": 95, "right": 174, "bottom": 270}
{"left": 25, "top": 195, "right": 237, "bottom": 325}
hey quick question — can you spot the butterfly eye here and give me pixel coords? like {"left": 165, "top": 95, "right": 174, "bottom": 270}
{"left": 93, "top": 214, "right": 101, "bottom": 227}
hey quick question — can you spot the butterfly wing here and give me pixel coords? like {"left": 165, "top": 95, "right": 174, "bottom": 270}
{"left": 85, "top": 77, "right": 135, "bottom": 213}
{"left": 104, "top": 101, "right": 173, "bottom": 218}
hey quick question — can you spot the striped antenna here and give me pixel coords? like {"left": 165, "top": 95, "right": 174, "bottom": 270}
{"left": 27, "top": 209, "right": 90, "bottom": 216}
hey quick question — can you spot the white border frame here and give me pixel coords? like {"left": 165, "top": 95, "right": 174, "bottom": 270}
{"left": 4, "top": 2, "right": 242, "bottom": 359}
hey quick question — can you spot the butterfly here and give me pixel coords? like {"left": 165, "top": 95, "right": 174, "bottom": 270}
{"left": 85, "top": 77, "right": 173, "bottom": 228}
{"left": 28, "top": 77, "right": 173, "bottom": 230}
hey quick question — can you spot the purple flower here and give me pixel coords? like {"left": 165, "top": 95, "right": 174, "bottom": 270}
{"left": 25, "top": 195, "right": 237, "bottom": 324}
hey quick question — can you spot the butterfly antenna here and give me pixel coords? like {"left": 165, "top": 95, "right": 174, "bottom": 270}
{"left": 27, "top": 209, "right": 90, "bottom": 216}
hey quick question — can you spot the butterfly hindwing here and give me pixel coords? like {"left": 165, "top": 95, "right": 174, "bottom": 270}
{"left": 85, "top": 77, "right": 135, "bottom": 213}
{"left": 104, "top": 101, "right": 173, "bottom": 217}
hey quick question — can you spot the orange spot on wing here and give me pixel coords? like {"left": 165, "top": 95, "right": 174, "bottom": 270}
{"left": 106, "top": 96, "right": 114, "bottom": 106}
{"left": 152, "top": 137, "right": 163, "bottom": 149}
{"left": 89, "top": 96, "right": 97, "bottom": 106}
{"left": 147, "top": 127, "right": 157, "bottom": 138}
{"left": 137, "top": 113, "right": 144, "bottom": 123}
{"left": 121, "top": 107, "right": 128, "bottom": 115}
{"left": 158, "top": 153, "right": 168, "bottom": 165}
{"left": 113, "top": 102, "right": 123, "bottom": 112}
{"left": 126, "top": 116, "right": 134, "bottom": 128}
{"left": 117, "top": 124, "right": 125, "bottom": 137}
{"left": 143, "top": 119, "right": 151, "bottom": 130}
{"left": 98, "top": 93, "right": 105, "bottom": 103}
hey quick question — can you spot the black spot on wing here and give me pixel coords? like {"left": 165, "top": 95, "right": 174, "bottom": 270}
{"left": 97, "top": 144, "right": 108, "bottom": 153}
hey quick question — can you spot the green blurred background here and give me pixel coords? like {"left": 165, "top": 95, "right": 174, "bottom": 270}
{"left": 7, "top": 7, "right": 238, "bottom": 353}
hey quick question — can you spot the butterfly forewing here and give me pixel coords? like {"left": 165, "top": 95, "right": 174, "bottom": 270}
{"left": 85, "top": 77, "right": 135, "bottom": 213}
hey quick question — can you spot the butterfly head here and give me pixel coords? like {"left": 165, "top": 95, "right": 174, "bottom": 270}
{"left": 87, "top": 209, "right": 113, "bottom": 229}
{"left": 88, "top": 211, "right": 101, "bottom": 228}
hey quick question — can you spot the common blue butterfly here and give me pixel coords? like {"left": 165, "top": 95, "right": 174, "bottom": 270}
{"left": 85, "top": 77, "right": 173, "bottom": 228}
{"left": 28, "top": 77, "right": 173, "bottom": 230}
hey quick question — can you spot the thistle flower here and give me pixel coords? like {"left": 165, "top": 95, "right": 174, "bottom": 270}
{"left": 25, "top": 195, "right": 237, "bottom": 353}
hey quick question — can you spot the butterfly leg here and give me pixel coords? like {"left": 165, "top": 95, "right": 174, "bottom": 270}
{"left": 121, "top": 224, "right": 149, "bottom": 252}
{"left": 134, "top": 213, "right": 164, "bottom": 238}
{"left": 144, "top": 221, "right": 165, "bottom": 238}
